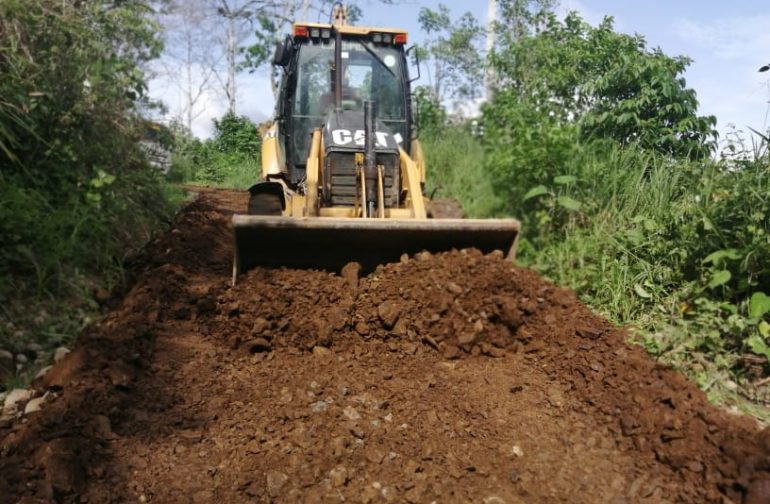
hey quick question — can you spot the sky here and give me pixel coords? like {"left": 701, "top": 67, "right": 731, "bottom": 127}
{"left": 147, "top": 0, "right": 770, "bottom": 143}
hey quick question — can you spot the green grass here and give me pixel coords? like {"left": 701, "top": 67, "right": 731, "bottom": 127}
{"left": 168, "top": 152, "right": 260, "bottom": 190}
{"left": 422, "top": 128, "right": 503, "bottom": 217}
{"left": 0, "top": 173, "right": 184, "bottom": 391}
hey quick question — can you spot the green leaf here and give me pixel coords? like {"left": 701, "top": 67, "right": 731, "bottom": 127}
{"left": 702, "top": 249, "right": 741, "bottom": 264}
{"left": 553, "top": 175, "right": 577, "bottom": 185}
{"left": 707, "top": 270, "right": 731, "bottom": 289}
{"left": 759, "top": 321, "right": 770, "bottom": 338}
{"left": 749, "top": 292, "right": 770, "bottom": 319}
{"left": 523, "top": 185, "right": 548, "bottom": 201}
{"left": 556, "top": 196, "right": 582, "bottom": 211}
{"left": 747, "top": 334, "right": 770, "bottom": 360}
{"left": 633, "top": 283, "right": 651, "bottom": 299}
{"left": 624, "top": 229, "right": 644, "bottom": 246}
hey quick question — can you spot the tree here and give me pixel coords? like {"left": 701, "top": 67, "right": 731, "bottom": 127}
{"left": 489, "top": 10, "right": 717, "bottom": 159}
{"left": 417, "top": 4, "right": 484, "bottom": 104}
{"left": 160, "top": 0, "right": 221, "bottom": 131}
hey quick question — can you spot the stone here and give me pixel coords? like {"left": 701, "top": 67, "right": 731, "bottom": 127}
{"left": 457, "top": 332, "right": 476, "bottom": 345}
{"left": 35, "top": 366, "right": 53, "bottom": 380}
{"left": 311, "top": 400, "right": 328, "bottom": 413}
{"left": 329, "top": 466, "right": 348, "bottom": 487}
{"left": 312, "top": 346, "right": 331, "bottom": 357}
{"left": 247, "top": 338, "right": 272, "bottom": 353}
{"left": 377, "top": 300, "right": 402, "bottom": 329}
{"left": 355, "top": 322, "right": 370, "bottom": 336}
{"left": 446, "top": 282, "right": 463, "bottom": 295}
{"left": 442, "top": 344, "right": 460, "bottom": 360}
{"left": 24, "top": 396, "right": 45, "bottom": 415}
{"left": 251, "top": 318, "right": 270, "bottom": 335}
{"left": 341, "top": 262, "right": 362, "bottom": 291}
{"left": 499, "top": 298, "right": 523, "bottom": 329}
{"left": 54, "top": 347, "right": 71, "bottom": 363}
{"left": 266, "top": 470, "right": 288, "bottom": 498}
{"left": 106, "top": 364, "right": 133, "bottom": 388}
{"left": 3, "top": 388, "right": 33, "bottom": 413}
{"left": 343, "top": 406, "right": 361, "bottom": 421}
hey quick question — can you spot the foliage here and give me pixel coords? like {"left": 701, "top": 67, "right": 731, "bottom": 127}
{"left": 413, "top": 86, "right": 447, "bottom": 136}
{"left": 417, "top": 4, "right": 484, "bottom": 102}
{"left": 168, "top": 113, "right": 261, "bottom": 188}
{"left": 422, "top": 126, "right": 501, "bottom": 218}
{"left": 0, "top": 0, "right": 180, "bottom": 371}
{"left": 490, "top": 10, "right": 718, "bottom": 159}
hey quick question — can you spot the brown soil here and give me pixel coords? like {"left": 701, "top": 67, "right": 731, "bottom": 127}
{"left": 1, "top": 187, "right": 769, "bottom": 504}
{"left": 426, "top": 198, "right": 464, "bottom": 219}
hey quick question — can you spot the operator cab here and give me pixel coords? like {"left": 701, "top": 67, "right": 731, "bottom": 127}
{"left": 273, "top": 23, "right": 413, "bottom": 187}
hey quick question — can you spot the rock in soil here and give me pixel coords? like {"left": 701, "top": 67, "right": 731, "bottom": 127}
{"left": 24, "top": 396, "right": 45, "bottom": 415}
{"left": 53, "top": 346, "right": 71, "bottom": 363}
{"left": 3, "top": 388, "right": 33, "bottom": 414}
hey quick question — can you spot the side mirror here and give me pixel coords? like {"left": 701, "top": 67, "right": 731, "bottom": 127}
{"left": 272, "top": 36, "right": 293, "bottom": 67}
{"left": 406, "top": 45, "right": 421, "bottom": 83}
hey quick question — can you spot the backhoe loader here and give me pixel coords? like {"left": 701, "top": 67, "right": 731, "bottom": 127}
{"left": 232, "top": 4, "right": 520, "bottom": 281}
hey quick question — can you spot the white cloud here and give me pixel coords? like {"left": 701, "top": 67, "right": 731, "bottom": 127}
{"left": 673, "top": 15, "right": 770, "bottom": 62}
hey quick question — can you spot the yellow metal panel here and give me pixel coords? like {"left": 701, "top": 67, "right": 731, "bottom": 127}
{"left": 261, "top": 122, "right": 285, "bottom": 178}
{"left": 399, "top": 149, "right": 427, "bottom": 219}
{"left": 411, "top": 139, "right": 426, "bottom": 185}
{"left": 305, "top": 130, "right": 322, "bottom": 217}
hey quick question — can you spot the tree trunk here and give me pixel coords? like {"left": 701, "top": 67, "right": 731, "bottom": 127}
{"left": 227, "top": 15, "right": 237, "bottom": 114}
{"left": 186, "top": 31, "right": 194, "bottom": 132}
{"left": 485, "top": 0, "right": 497, "bottom": 100}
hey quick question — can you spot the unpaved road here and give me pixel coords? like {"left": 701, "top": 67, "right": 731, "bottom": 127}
{"left": 1, "top": 188, "right": 769, "bottom": 503}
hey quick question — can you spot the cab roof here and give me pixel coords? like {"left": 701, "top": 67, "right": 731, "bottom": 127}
{"left": 292, "top": 21, "right": 408, "bottom": 41}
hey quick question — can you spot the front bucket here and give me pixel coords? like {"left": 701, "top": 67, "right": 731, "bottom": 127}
{"left": 232, "top": 215, "right": 521, "bottom": 282}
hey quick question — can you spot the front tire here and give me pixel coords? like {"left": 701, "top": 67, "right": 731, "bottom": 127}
{"left": 248, "top": 193, "right": 283, "bottom": 216}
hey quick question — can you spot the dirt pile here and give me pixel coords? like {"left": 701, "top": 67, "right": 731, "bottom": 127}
{"left": 1, "top": 187, "right": 769, "bottom": 503}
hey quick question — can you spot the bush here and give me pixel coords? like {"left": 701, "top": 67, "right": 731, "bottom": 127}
{"left": 169, "top": 113, "right": 262, "bottom": 188}
{"left": 0, "top": 1, "right": 181, "bottom": 366}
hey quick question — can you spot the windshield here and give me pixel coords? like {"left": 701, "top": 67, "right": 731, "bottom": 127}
{"left": 293, "top": 39, "right": 406, "bottom": 120}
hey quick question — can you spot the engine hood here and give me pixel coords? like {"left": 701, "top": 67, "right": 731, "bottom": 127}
{"left": 322, "top": 110, "right": 401, "bottom": 156}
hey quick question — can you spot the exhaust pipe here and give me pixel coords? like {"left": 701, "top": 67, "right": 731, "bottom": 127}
{"left": 364, "top": 100, "right": 377, "bottom": 218}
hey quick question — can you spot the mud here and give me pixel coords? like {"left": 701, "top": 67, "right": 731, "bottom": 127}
{"left": 1, "top": 187, "right": 769, "bottom": 504}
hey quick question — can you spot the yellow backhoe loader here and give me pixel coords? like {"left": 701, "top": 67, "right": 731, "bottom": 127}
{"left": 232, "top": 4, "right": 520, "bottom": 281}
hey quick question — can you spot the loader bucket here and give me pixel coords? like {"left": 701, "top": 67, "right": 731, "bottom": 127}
{"left": 231, "top": 215, "right": 521, "bottom": 282}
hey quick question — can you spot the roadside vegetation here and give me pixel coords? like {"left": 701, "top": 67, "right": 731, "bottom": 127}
{"left": 168, "top": 113, "right": 262, "bottom": 189}
{"left": 0, "top": 0, "right": 183, "bottom": 387}
{"left": 421, "top": 6, "right": 770, "bottom": 419}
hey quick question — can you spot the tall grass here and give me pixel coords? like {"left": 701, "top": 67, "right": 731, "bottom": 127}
{"left": 422, "top": 128, "right": 502, "bottom": 217}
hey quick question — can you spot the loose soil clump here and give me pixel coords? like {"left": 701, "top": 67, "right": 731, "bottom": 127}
{"left": 1, "top": 187, "right": 768, "bottom": 503}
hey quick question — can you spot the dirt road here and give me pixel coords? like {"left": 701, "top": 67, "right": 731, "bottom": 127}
{"left": 1, "top": 188, "right": 769, "bottom": 503}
